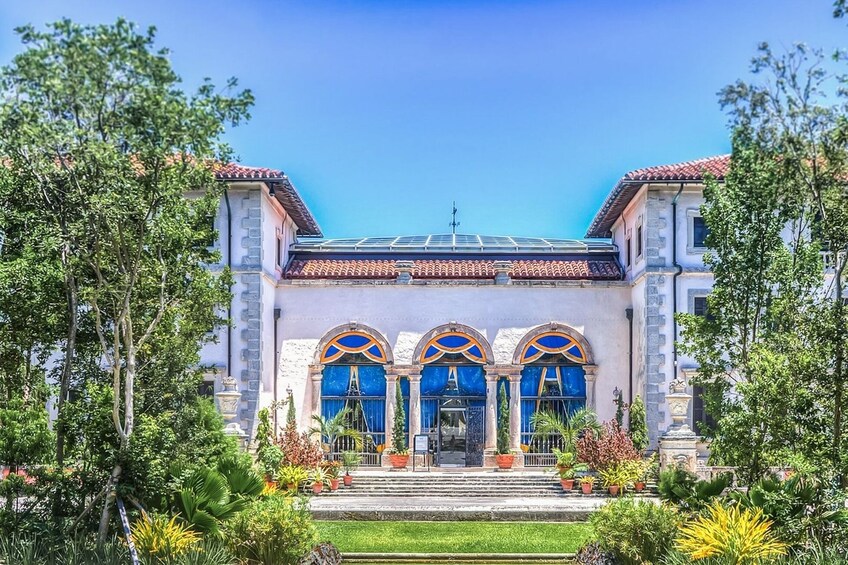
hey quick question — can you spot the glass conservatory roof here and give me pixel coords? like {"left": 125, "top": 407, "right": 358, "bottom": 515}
{"left": 292, "top": 234, "right": 615, "bottom": 254}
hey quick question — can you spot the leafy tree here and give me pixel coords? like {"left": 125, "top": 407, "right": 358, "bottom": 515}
{"left": 496, "top": 382, "right": 510, "bottom": 455}
{"left": 679, "top": 42, "right": 848, "bottom": 484}
{"left": 391, "top": 382, "right": 407, "bottom": 454}
{"left": 628, "top": 395, "right": 649, "bottom": 454}
{"left": 0, "top": 18, "right": 252, "bottom": 537}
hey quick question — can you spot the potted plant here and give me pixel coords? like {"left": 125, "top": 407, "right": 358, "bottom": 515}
{"left": 342, "top": 450, "right": 361, "bottom": 487}
{"left": 600, "top": 464, "right": 630, "bottom": 496}
{"left": 580, "top": 475, "right": 596, "bottom": 494}
{"left": 495, "top": 382, "right": 515, "bottom": 470}
{"left": 388, "top": 385, "right": 410, "bottom": 469}
{"left": 309, "top": 467, "right": 328, "bottom": 495}
{"left": 276, "top": 464, "right": 308, "bottom": 492}
{"left": 552, "top": 449, "right": 587, "bottom": 491}
{"left": 324, "top": 460, "right": 341, "bottom": 491}
{"left": 309, "top": 407, "right": 363, "bottom": 454}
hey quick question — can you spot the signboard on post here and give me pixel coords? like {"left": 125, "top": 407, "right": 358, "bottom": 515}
{"left": 413, "top": 434, "right": 430, "bottom": 472}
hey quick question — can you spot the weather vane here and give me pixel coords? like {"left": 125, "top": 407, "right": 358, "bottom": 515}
{"left": 449, "top": 201, "right": 460, "bottom": 234}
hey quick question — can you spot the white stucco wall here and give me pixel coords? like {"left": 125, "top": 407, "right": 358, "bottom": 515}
{"left": 274, "top": 282, "right": 633, "bottom": 428}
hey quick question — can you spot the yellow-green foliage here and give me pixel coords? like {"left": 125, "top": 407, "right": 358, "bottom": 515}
{"left": 131, "top": 512, "right": 201, "bottom": 561}
{"left": 676, "top": 501, "right": 787, "bottom": 564}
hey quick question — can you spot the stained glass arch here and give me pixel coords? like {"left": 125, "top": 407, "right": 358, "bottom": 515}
{"left": 315, "top": 323, "right": 393, "bottom": 365}
{"left": 513, "top": 323, "right": 594, "bottom": 365}
{"left": 413, "top": 323, "right": 493, "bottom": 365}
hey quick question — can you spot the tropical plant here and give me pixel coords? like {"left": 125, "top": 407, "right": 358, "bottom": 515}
{"left": 275, "top": 419, "right": 324, "bottom": 469}
{"left": 580, "top": 475, "right": 597, "bottom": 486}
{"left": 309, "top": 467, "right": 329, "bottom": 488}
{"left": 390, "top": 384, "right": 408, "bottom": 454}
{"left": 322, "top": 460, "right": 341, "bottom": 479}
{"left": 589, "top": 497, "right": 682, "bottom": 565}
{"left": 530, "top": 407, "right": 601, "bottom": 454}
{"left": 676, "top": 500, "right": 787, "bottom": 564}
{"left": 599, "top": 463, "right": 634, "bottom": 492}
{"left": 552, "top": 449, "right": 588, "bottom": 479}
{"left": 729, "top": 474, "right": 848, "bottom": 548}
{"left": 217, "top": 456, "right": 264, "bottom": 498}
{"left": 225, "top": 496, "right": 317, "bottom": 565}
{"left": 131, "top": 512, "right": 201, "bottom": 562}
{"left": 341, "top": 451, "right": 361, "bottom": 475}
{"left": 258, "top": 444, "right": 285, "bottom": 479}
{"left": 172, "top": 465, "right": 258, "bottom": 535}
{"left": 309, "top": 407, "right": 363, "bottom": 453}
{"left": 658, "top": 467, "right": 729, "bottom": 514}
{"left": 576, "top": 420, "right": 640, "bottom": 471}
{"left": 628, "top": 395, "right": 649, "bottom": 453}
{"left": 496, "top": 382, "right": 511, "bottom": 455}
{"left": 276, "top": 465, "right": 308, "bottom": 489}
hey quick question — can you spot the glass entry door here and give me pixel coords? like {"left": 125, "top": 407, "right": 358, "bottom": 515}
{"left": 438, "top": 399, "right": 467, "bottom": 467}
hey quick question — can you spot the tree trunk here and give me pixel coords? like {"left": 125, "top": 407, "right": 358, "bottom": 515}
{"left": 97, "top": 463, "right": 122, "bottom": 544}
{"left": 54, "top": 252, "right": 78, "bottom": 521}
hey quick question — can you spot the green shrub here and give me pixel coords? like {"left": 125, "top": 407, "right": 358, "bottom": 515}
{"left": 658, "top": 467, "right": 729, "bottom": 513}
{"left": 628, "top": 395, "right": 649, "bottom": 453}
{"left": 589, "top": 497, "right": 682, "bottom": 565}
{"left": 226, "top": 495, "right": 317, "bottom": 565}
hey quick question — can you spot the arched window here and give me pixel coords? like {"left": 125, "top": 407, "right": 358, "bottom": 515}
{"left": 319, "top": 330, "right": 389, "bottom": 465}
{"left": 518, "top": 331, "right": 589, "bottom": 466}
{"left": 417, "top": 329, "right": 489, "bottom": 467}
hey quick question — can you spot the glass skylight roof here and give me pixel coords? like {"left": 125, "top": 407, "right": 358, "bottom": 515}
{"left": 292, "top": 234, "right": 615, "bottom": 253}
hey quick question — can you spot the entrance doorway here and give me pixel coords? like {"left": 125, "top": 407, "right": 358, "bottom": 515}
{"left": 432, "top": 398, "right": 484, "bottom": 467}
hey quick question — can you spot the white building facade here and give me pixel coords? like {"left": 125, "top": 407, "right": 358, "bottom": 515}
{"left": 203, "top": 155, "right": 729, "bottom": 468}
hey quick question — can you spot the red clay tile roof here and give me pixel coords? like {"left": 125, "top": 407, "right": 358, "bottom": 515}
{"left": 586, "top": 155, "right": 729, "bottom": 238}
{"left": 215, "top": 163, "right": 322, "bottom": 236}
{"left": 285, "top": 257, "right": 622, "bottom": 281}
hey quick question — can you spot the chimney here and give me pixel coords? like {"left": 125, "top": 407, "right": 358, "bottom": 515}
{"left": 493, "top": 260, "right": 513, "bottom": 285}
{"left": 395, "top": 260, "right": 415, "bottom": 284}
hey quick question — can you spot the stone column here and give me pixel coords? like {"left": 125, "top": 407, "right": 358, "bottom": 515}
{"left": 483, "top": 366, "right": 499, "bottom": 452}
{"left": 381, "top": 370, "right": 398, "bottom": 467}
{"left": 583, "top": 364, "right": 598, "bottom": 410}
{"left": 507, "top": 368, "right": 524, "bottom": 467}
{"left": 659, "top": 375, "right": 698, "bottom": 473}
{"left": 384, "top": 371, "right": 398, "bottom": 451}
{"left": 408, "top": 369, "right": 422, "bottom": 443}
{"left": 308, "top": 364, "right": 324, "bottom": 422}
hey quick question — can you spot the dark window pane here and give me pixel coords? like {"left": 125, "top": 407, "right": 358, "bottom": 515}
{"left": 694, "top": 296, "right": 708, "bottom": 317}
{"left": 693, "top": 216, "right": 709, "bottom": 248}
{"left": 198, "top": 381, "right": 215, "bottom": 398}
{"left": 692, "top": 384, "right": 716, "bottom": 436}
{"left": 636, "top": 226, "right": 643, "bottom": 256}
{"left": 625, "top": 238, "right": 632, "bottom": 267}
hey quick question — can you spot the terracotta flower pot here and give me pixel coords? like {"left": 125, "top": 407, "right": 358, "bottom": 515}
{"left": 560, "top": 479, "right": 575, "bottom": 491}
{"left": 581, "top": 482, "right": 593, "bottom": 494}
{"left": 634, "top": 481, "right": 646, "bottom": 493}
{"left": 608, "top": 485, "right": 620, "bottom": 496}
{"left": 312, "top": 483, "right": 323, "bottom": 495}
{"left": 343, "top": 474, "right": 353, "bottom": 487}
{"left": 329, "top": 478, "right": 339, "bottom": 491}
{"left": 389, "top": 454, "right": 409, "bottom": 469}
{"left": 495, "top": 454, "right": 515, "bottom": 470}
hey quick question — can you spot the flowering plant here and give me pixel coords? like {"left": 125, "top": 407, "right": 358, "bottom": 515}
{"left": 576, "top": 421, "right": 640, "bottom": 471}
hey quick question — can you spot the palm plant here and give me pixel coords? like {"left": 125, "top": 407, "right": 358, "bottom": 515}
{"left": 530, "top": 407, "right": 600, "bottom": 454}
{"left": 173, "top": 466, "right": 259, "bottom": 536}
{"left": 309, "top": 407, "right": 363, "bottom": 453}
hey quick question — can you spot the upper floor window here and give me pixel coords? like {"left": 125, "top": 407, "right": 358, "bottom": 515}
{"left": 693, "top": 296, "right": 708, "bottom": 317}
{"left": 275, "top": 226, "right": 284, "bottom": 270}
{"left": 692, "top": 384, "right": 716, "bottom": 436}
{"left": 688, "top": 210, "right": 709, "bottom": 251}
{"left": 625, "top": 236, "right": 632, "bottom": 268}
{"left": 636, "top": 224, "right": 643, "bottom": 258}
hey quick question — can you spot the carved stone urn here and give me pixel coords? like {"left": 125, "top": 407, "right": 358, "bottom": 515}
{"left": 665, "top": 376, "right": 694, "bottom": 435}
{"left": 215, "top": 376, "right": 246, "bottom": 439}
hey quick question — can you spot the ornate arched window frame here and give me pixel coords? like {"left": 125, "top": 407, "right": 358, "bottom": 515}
{"left": 412, "top": 322, "right": 493, "bottom": 365}
{"left": 512, "top": 322, "right": 594, "bottom": 366}
{"left": 313, "top": 322, "right": 394, "bottom": 366}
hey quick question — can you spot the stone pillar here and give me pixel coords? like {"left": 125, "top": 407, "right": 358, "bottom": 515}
{"left": 508, "top": 369, "right": 524, "bottom": 467}
{"left": 483, "top": 366, "right": 499, "bottom": 452}
{"left": 659, "top": 375, "right": 698, "bottom": 473}
{"left": 216, "top": 375, "right": 247, "bottom": 446}
{"left": 583, "top": 364, "right": 598, "bottom": 410}
{"left": 308, "top": 364, "right": 324, "bottom": 421}
{"left": 408, "top": 369, "right": 422, "bottom": 443}
{"left": 384, "top": 372, "right": 398, "bottom": 451}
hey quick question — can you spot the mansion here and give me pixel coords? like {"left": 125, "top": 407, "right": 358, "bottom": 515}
{"left": 202, "top": 155, "right": 730, "bottom": 468}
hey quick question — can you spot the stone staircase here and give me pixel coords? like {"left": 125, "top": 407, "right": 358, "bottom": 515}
{"left": 326, "top": 472, "right": 567, "bottom": 498}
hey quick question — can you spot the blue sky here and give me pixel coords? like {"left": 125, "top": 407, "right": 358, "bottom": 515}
{"left": 1, "top": 1, "right": 845, "bottom": 239}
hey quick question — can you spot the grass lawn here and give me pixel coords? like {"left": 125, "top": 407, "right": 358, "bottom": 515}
{"left": 315, "top": 521, "right": 592, "bottom": 554}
